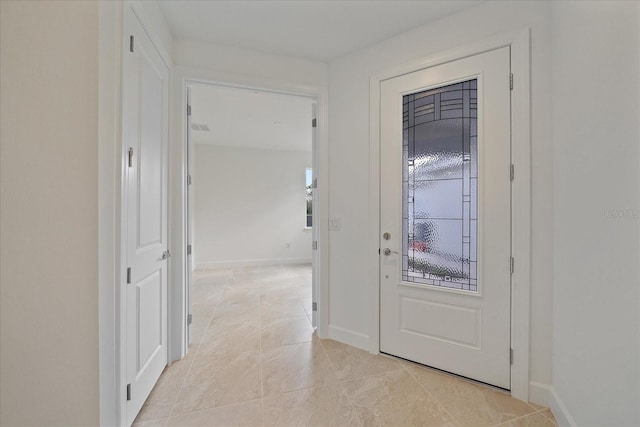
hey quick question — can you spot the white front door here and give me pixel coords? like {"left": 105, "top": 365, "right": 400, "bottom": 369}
{"left": 123, "top": 8, "right": 170, "bottom": 425}
{"left": 380, "top": 47, "right": 512, "bottom": 389}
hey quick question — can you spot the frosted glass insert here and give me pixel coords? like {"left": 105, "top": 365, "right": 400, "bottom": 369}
{"left": 402, "top": 79, "right": 478, "bottom": 291}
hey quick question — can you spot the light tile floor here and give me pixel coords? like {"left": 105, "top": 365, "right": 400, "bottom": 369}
{"left": 134, "top": 265, "right": 557, "bottom": 427}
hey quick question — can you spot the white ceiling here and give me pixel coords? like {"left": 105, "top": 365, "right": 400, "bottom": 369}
{"left": 158, "top": 1, "right": 481, "bottom": 62}
{"left": 190, "top": 83, "right": 313, "bottom": 152}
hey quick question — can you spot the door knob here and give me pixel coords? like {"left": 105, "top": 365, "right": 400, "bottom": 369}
{"left": 383, "top": 248, "right": 398, "bottom": 256}
{"left": 161, "top": 250, "right": 172, "bottom": 260}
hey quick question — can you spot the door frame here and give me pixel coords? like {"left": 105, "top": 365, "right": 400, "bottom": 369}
{"left": 368, "top": 28, "right": 531, "bottom": 401}
{"left": 169, "top": 66, "right": 330, "bottom": 360}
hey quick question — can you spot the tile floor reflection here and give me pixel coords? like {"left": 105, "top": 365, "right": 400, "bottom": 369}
{"left": 133, "top": 264, "right": 556, "bottom": 427}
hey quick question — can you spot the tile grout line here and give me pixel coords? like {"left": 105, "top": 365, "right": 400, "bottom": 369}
{"left": 493, "top": 412, "right": 538, "bottom": 427}
{"left": 153, "top": 398, "right": 265, "bottom": 423}
{"left": 165, "top": 285, "right": 225, "bottom": 422}
{"left": 336, "top": 366, "right": 407, "bottom": 384}
{"left": 539, "top": 407, "right": 558, "bottom": 424}
{"left": 400, "top": 362, "right": 464, "bottom": 427}
{"left": 298, "top": 298, "right": 312, "bottom": 326}
{"left": 492, "top": 407, "right": 555, "bottom": 427}
{"left": 316, "top": 337, "right": 363, "bottom": 416}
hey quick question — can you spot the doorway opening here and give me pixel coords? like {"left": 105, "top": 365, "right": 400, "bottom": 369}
{"left": 185, "top": 82, "right": 321, "bottom": 347}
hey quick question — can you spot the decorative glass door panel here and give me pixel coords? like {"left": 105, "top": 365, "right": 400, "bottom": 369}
{"left": 402, "top": 80, "right": 478, "bottom": 291}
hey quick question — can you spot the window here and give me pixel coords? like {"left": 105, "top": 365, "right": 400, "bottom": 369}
{"left": 305, "top": 168, "right": 313, "bottom": 228}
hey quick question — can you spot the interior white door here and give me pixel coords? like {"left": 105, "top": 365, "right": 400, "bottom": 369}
{"left": 123, "top": 8, "right": 170, "bottom": 425}
{"left": 379, "top": 47, "right": 511, "bottom": 389}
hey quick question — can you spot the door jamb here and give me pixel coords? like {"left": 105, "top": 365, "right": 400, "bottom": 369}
{"left": 169, "top": 66, "right": 330, "bottom": 360}
{"left": 368, "top": 28, "right": 531, "bottom": 401}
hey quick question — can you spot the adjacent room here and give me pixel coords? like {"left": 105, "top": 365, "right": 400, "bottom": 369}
{"left": 186, "top": 83, "right": 316, "bottom": 343}
{"left": 189, "top": 84, "right": 314, "bottom": 271}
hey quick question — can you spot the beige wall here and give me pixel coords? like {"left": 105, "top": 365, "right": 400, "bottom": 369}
{"left": 0, "top": 1, "right": 100, "bottom": 425}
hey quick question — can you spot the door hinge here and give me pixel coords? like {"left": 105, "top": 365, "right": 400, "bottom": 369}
{"left": 187, "top": 174, "right": 192, "bottom": 185}
{"left": 126, "top": 383, "right": 131, "bottom": 401}
{"left": 510, "top": 348, "right": 514, "bottom": 365}
{"left": 510, "top": 73, "right": 514, "bottom": 90}
{"left": 312, "top": 118, "right": 317, "bottom": 128}
{"left": 312, "top": 178, "right": 317, "bottom": 189}
{"left": 312, "top": 302, "right": 317, "bottom": 312}
{"left": 510, "top": 164, "right": 514, "bottom": 181}
{"left": 128, "top": 147, "right": 134, "bottom": 167}
{"left": 126, "top": 267, "right": 131, "bottom": 284}
{"left": 187, "top": 314, "right": 192, "bottom": 325}
{"left": 187, "top": 244, "right": 192, "bottom": 255}
{"left": 187, "top": 104, "right": 192, "bottom": 116}
{"left": 510, "top": 257, "right": 514, "bottom": 274}
{"left": 312, "top": 241, "right": 318, "bottom": 250}
{"left": 129, "top": 35, "right": 134, "bottom": 53}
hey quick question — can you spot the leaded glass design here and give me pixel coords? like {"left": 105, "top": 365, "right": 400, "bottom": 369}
{"left": 402, "top": 79, "right": 478, "bottom": 291}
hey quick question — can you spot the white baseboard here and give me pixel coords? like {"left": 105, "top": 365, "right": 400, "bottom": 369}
{"left": 196, "top": 257, "right": 311, "bottom": 270}
{"left": 327, "top": 325, "right": 370, "bottom": 351}
{"left": 529, "top": 382, "right": 577, "bottom": 427}
{"left": 548, "top": 386, "right": 578, "bottom": 427}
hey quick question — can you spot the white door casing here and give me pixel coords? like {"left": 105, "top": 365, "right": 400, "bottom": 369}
{"left": 186, "top": 86, "right": 193, "bottom": 344}
{"left": 122, "top": 8, "right": 170, "bottom": 425}
{"left": 379, "top": 47, "right": 511, "bottom": 389}
{"left": 311, "top": 101, "right": 319, "bottom": 328}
